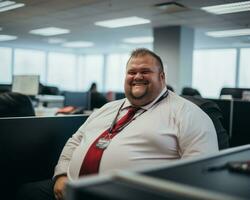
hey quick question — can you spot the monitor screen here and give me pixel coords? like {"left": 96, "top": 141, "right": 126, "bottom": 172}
{"left": 12, "top": 75, "right": 40, "bottom": 96}
{"left": 64, "top": 91, "right": 91, "bottom": 110}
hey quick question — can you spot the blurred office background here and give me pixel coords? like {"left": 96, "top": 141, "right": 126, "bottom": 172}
{"left": 0, "top": 0, "right": 250, "bottom": 98}
{"left": 1, "top": 2, "right": 250, "bottom": 197}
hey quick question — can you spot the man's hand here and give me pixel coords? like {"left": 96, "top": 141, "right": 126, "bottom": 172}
{"left": 53, "top": 175, "right": 68, "bottom": 200}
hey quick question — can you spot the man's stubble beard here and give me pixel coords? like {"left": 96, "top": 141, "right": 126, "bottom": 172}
{"left": 129, "top": 86, "right": 148, "bottom": 100}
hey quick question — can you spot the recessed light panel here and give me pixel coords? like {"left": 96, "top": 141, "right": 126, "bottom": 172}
{"left": 0, "top": 34, "right": 17, "bottom": 41}
{"left": 95, "top": 16, "right": 150, "bottom": 28}
{"left": 29, "top": 27, "right": 70, "bottom": 36}
{"left": 0, "top": 1, "right": 25, "bottom": 13}
{"left": 47, "top": 38, "right": 66, "bottom": 44}
{"left": 62, "top": 41, "right": 94, "bottom": 48}
{"left": 206, "top": 29, "right": 250, "bottom": 37}
{"left": 123, "top": 36, "right": 154, "bottom": 44}
{"left": 0, "top": 1, "right": 16, "bottom": 8}
{"left": 201, "top": 1, "right": 250, "bottom": 14}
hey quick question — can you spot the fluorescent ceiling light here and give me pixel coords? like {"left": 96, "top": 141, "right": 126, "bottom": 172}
{"left": 201, "top": 1, "right": 250, "bottom": 14}
{"left": 29, "top": 27, "right": 70, "bottom": 36}
{"left": 206, "top": 28, "right": 250, "bottom": 37}
{"left": 95, "top": 16, "right": 150, "bottom": 28}
{"left": 47, "top": 38, "right": 66, "bottom": 44}
{"left": 0, "top": 2, "right": 25, "bottom": 13}
{"left": 123, "top": 36, "right": 154, "bottom": 44}
{"left": 0, "top": 34, "right": 17, "bottom": 41}
{"left": 0, "top": 1, "right": 15, "bottom": 8}
{"left": 62, "top": 41, "right": 94, "bottom": 48}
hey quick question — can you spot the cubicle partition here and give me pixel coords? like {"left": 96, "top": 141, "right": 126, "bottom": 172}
{"left": 208, "top": 99, "right": 250, "bottom": 147}
{"left": 143, "top": 145, "right": 250, "bottom": 199}
{"left": 230, "top": 100, "right": 250, "bottom": 147}
{"left": 0, "top": 115, "right": 88, "bottom": 199}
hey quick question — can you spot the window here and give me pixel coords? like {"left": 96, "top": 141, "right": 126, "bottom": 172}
{"left": 0, "top": 47, "right": 12, "bottom": 83}
{"left": 192, "top": 49, "right": 237, "bottom": 98}
{"left": 239, "top": 48, "right": 250, "bottom": 88}
{"left": 47, "top": 52, "right": 76, "bottom": 91}
{"left": 105, "top": 54, "right": 129, "bottom": 92}
{"left": 14, "top": 49, "right": 46, "bottom": 83}
{"left": 77, "top": 55, "right": 104, "bottom": 91}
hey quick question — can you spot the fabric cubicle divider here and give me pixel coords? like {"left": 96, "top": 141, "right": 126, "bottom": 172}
{"left": 0, "top": 115, "right": 88, "bottom": 200}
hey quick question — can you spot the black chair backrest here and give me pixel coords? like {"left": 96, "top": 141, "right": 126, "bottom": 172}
{"left": 0, "top": 92, "right": 35, "bottom": 117}
{"left": 182, "top": 95, "right": 229, "bottom": 150}
{"left": 181, "top": 87, "right": 201, "bottom": 97}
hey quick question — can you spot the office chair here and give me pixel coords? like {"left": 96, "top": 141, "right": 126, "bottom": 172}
{"left": 183, "top": 95, "right": 229, "bottom": 150}
{"left": 0, "top": 92, "right": 35, "bottom": 117}
{"left": 181, "top": 87, "right": 201, "bottom": 97}
{"left": 39, "top": 83, "right": 60, "bottom": 95}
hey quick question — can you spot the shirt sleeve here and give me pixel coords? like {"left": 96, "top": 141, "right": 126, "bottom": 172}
{"left": 53, "top": 110, "right": 100, "bottom": 178}
{"left": 177, "top": 102, "right": 219, "bottom": 158}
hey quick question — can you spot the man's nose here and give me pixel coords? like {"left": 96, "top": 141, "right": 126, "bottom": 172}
{"left": 134, "top": 72, "right": 143, "bottom": 79}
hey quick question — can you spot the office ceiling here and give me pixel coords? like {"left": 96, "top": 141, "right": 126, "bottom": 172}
{"left": 0, "top": 0, "right": 250, "bottom": 54}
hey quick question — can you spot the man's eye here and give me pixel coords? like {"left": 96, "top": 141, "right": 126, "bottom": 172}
{"left": 142, "top": 71, "right": 150, "bottom": 74}
{"left": 128, "top": 71, "right": 136, "bottom": 75}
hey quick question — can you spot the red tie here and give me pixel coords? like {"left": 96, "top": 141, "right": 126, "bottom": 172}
{"left": 78, "top": 107, "right": 138, "bottom": 176}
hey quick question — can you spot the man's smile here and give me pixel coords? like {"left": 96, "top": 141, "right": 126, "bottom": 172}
{"left": 132, "top": 81, "right": 148, "bottom": 86}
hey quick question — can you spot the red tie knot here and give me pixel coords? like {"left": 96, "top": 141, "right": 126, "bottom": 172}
{"left": 128, "top": 106, "right": 140, "bottom": 114}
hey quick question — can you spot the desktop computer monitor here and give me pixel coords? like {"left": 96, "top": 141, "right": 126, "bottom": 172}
{"left": 12, "top": 75, "right": 40, "bottom": 96}
{"left": 64, "top": 91, "right": 91, "bottom": 110}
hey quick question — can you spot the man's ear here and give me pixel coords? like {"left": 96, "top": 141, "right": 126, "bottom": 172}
{"left": 160, "top": 71, "right": 165, "bottom": 80}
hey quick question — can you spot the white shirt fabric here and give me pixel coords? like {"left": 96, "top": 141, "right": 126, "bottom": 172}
{"left": 54, "top": 89, "right": 218, "bottom": 181}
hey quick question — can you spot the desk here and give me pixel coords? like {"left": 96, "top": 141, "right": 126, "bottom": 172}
{"left": 143, "top": 145, "right": 250, "bottom": 199}
{"left": 36, "top": 94, "right": 65, "bottom": 108}
{"left": 66, "top": 145, "right": 250, "bottom": 200}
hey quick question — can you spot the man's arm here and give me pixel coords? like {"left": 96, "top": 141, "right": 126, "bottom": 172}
{"left": 52, "top": 109, "right": 102, "bottom": 199}
{"left": 53, "top": 130, "right": 83, "bottom": 178}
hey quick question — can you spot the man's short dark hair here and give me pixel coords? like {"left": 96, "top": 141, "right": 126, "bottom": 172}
{"left": 127, "top": 48, "right": 164, "bottom": 72}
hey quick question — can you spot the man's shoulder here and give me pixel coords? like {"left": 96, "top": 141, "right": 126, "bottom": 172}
{"left": 167, "top": 91, "right": 205, "bottom": 114}
{"left": 168, "top": 91, "right": 195, "bottom": 107}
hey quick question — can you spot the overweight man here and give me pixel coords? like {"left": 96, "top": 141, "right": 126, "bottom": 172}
{"left": 18, "top": 48, "right": 218, "bottom": 200}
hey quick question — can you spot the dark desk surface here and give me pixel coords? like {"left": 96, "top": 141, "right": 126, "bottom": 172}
{"left": 143, "top": 145, "right": 250, "bottom": 199}
{"left": 67, "top": 179, "right": 206, "bottom": 200}
{"left": 67, "top": 145, "right": 250, "bottom": 200}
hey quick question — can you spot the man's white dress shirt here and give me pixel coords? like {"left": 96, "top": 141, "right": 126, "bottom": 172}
{"left": 54, "top": 89, "right": 218, "bottom": 180}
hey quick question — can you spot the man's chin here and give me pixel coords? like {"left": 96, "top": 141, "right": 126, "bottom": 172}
{"left": 130, "top": 91, "right": 147, "bottom": 99}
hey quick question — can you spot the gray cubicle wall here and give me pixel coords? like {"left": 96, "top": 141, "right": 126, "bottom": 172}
{"left": 208, "top": 99, "right": 250, "bottom": 147}
{"left": 143, "top": 145, "right": 250, "bottom": 199}
{"left": 230, "top": 100, "right": 250, "bottom": 147}
{"left": 0, "top": 115, "right": 88, "bottom": 200}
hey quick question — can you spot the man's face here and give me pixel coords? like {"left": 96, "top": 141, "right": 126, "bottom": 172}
{"left": 124, "top": 55, "right": 165, "bottom": 107}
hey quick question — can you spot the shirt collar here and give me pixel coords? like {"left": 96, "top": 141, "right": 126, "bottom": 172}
{"left": 122, "top": 87, "right": 167, "bottom": 111}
